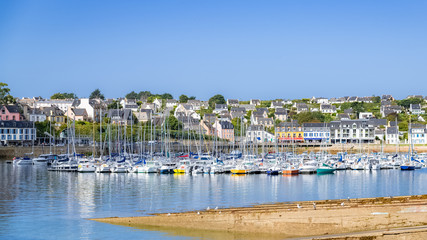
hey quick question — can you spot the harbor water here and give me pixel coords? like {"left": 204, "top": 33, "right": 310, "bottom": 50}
{"left": 1, "top": 161, "right": 427, "bottom": 240}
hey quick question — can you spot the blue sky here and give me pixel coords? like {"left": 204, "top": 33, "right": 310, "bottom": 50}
{"left": 0, "top": 0, "right": 426, "bottom": 100}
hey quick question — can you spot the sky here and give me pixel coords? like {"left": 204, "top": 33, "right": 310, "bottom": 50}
{"left": 0, "top": 0, "right": 426, "bottom": 100}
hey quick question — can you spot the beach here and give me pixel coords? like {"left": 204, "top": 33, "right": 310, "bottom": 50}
{"left": 92, "top": 195, "right": 427, "bottom": 239}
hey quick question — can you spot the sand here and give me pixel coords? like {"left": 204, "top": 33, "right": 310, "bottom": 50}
{"left": 91, "top": 195, "right": 427, "bottom": 239}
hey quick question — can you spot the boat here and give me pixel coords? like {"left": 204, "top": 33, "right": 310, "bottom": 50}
{"left": 13, "top": 156, "right": 33, "bottom": 166}
{"left": 400, "top": 162, "right": 415, "bottom": 170}
{"left": 282, "top": 165, "right": 299, "bottom": 175}
{"left": 159, "top": 162, "right": 176, "bottom": 174}
{"left": 138, "top": 160, "right": 161, "bottom": 173}
{"left": 77, "top": 159, "right": 96, "bottom": 172}
{"left": 174, "top": 160, "right": 192, "bottom": 174}
{"left": 299, "top": 160, "right": 318, "bottom": 174}
{"left": 317, "top": 163, "right": 335, "bottom": 174}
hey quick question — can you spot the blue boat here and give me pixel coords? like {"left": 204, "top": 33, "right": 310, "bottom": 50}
{"left": 400, "top": 165, "right": 415, "bottom": 170}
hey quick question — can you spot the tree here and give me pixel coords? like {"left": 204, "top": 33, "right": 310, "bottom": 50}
{"left": 165, "top": 115, "right": 182, "bottom": 130}
{"left": 397, "top": 98, "right": 424, "bottom": 109}
{"left": 138, "top": 91, "right": 152, "bottom": 99}
{"left": 208, "top": 94, "right": 226, "bottom": 109}
{"left": 107, "top": 100, "right": 122, "bottom": 109}
{"left": 179, "top": 94, "right": 189, "bottom": 103}
{"left": 125, "top": 91, "right": 139, "bottom": 99}
{"left": 0, "top": 82, "right": 15, "bottom": 104}
{"left": 160, "top": 93, "right": 173, "bottom": 99}
{"left": 189, "top": 96, "right": 196, "bottom": 100}
{"left": 89, "top": 88, "right": 105, "bottom": 100}
{"left": 50, "top": 92, "right": 77, "bottom": 99}
{"left": 295, "top": 112, "right": 327, "bottom": 124}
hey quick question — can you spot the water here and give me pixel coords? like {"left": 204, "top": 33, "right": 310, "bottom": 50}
{"left": 1, "top": 161, "right": 427, "bottom": 240}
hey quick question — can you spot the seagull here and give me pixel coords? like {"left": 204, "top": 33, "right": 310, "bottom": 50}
{"left": 206, "top": 206, "right": 210, "bottom": 210}
{"left": 341, "top": 202, "right": 345, "bottom": 206}
{"left": 167, "top": 213, "right": 171, "bottom": 216}
{"left": 347, "top": 197, "right": 350, "bottom": 202}
{"left": 313, "top": 202, "right": 316, "bottom": 210}
{"left": 197, "top": 212, "right": 200, "bottom": 215}
{"left": 297, "top": 204, "right": 302, "bottom": 209}
{"left": 219, "top": 211, "right": 221, "bottom": 214}
{"left": 215, "top": 206, "right": 218, "bottom": 210}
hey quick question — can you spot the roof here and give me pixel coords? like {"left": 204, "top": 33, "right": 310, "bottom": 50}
{"left": 72, "top": 108, "right": 87, "bottom": 116}
{"left": 247, "top": 125, "right": 265, "bottom": 131}
{"left": 1, "top": 104, "right": 21, "bottom": 113}
{"left": 368, "top": 119, "right": 387, "bottom": 127}
{"left": 344, "top": 108, "right": 354, "bottom": 114}
{"left": 303, "top": 122, "right": 330, "bottom": 128}
{"left": 218, "top": 120, "right": 234, "bottom": 129}
{"left": 230, "top": 107, "right": 245, "bottom": 112}
{"left": 410, "top": 104, "right": 421, "bottom": 110}
{"left": 386, "top": 127, "right": 399, "bottom": 134}
{"left": 215, "top": 104, "right": 227, "bottom": 109}
{"left": 0, "top": 120, "right": 34, "bottom": 128}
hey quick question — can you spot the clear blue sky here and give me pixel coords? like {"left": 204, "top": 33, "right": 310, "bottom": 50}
{"left": 0, "top": 0, "right": 426, "bottom": 100}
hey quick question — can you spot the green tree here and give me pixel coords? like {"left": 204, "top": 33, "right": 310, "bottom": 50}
{"left": 138, "top": 91, "right": 152, "bottom": 99}
{"left": 231, "top": 118, "right": 244, "bottom": 136}
{"left": 50, "top": 92, "right": 77, "bottom": 99}
{"left": 208, "top": 94, "right": 226, "bottom": 109}
{"left": 125, "top": 91, "right": 139, "bottom": 99}
{"left": 295, "top": 112, "right": 327, "bottom": 124}
{"left": 107, "top": 100, "right": 122, "bottom": 109}
{"left": 89, "top": 88, "right": 105, "bottom": 100}
{"left": 161, "top": 93, "right": 173, "bottom": 99}
{"left": 179, "top": 94, "right": 189, "bottom": 103}
{"left": 0, "top": 82, "right": 15, "bottom": 104}
{"left": 397, "top": 98, "right": 424, "bottom": 109}
{"left": 189, "top": 96, "right": 196, "bottom": 100}
{"left": 165, "top": 115, "right": 183, "bottom": 130}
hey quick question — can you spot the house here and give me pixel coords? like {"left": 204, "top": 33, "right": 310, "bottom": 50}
{"left": 23, "top": 107, "right": 46, "bottom": 122}
{"left": 329, "top": 120, "right": 375, "bottom": 144}
{"left": 0, "top": 121, "right": 36, "bottom": 145}
{"left": 348, "top": 96, "right": 358, "bottom": 102}
{"left": 42, "top": 106, "right": 66, "bottom": 126}
{"left": 66, "top": 108, "right": 89, "bottom": 121}
{"left": 72, "top": 98, "right": 106, "bottom": 122}
{"left": 407, "top": 95, "right": 424, "bottom": 99}
{"left": 250, "top": 99, "right": 261, "bottom": 106}
{"left": 359, "top": 112, "right": 373, "bottom": 119}
{"left": 375, "top": 129, "right": 385, "bottom": 142}
{"left": 320, "top": 104, "right": 337, "bottom": 114}
{"left": 358, "top": 97, "right": 373, "bottom": 103}
{"left": 337, "top": 113, "right": 351, "bottom": 120}
{"left": 141, "top": 103, "right": 156, "bottom": 111}
{"left": 120, "top": 98, "right": 137, "bottom": 107}
{"left": 174, "top": 104, "right": 200, "bottom": 120}
{"left": 230, "top": 107, "right": 246, "bottom": 119}
{"left": 251, "top": 110, "right": 268, "bottom": 124}
{"left": 34, "top": 99, "right": 74, "bottom": 112}
{"left": 200, "top": 101, "right": 209, "bottom": 109}
{"left": 107, "top": 109, "right": 133, "bottom": 125}
{"left": 256, "top": 118, "right": 274, "bottom": 128}
{"left": 134, "top": 109, "right": 153, "bottom": 123}
{"left": 410, "top": 104, "right": 424, "bottom": 115}
{"left": 408, "top": 124, "right": 427, "bottom": 144}
{"left": 213, "top": 120, "right": 234, "bottom": 142}
{"left": 274, "top": 108, "right": 288, "bottom": 121}
{"left": 330, "top": 97, "right": 347, "bottom": 104}
{"left": 123, "top": 103, "right": 139, "bottom": 112}
{"left": 344, "top": 108, "right": 354, "bottom": 117}
{"left": 0, "top": 105, "right": 23, "bottom": 121}
{"left": 283, "top": 99, "right": 293, "bottom": 105}
{"left": 200, "top": 120, "right": 215, "bottom": 135}
{"left": 381, "top": 105, "right": 402, "bottom": 117}
{"left": 386, "top": 126, "right": 400, "bottom": 145}
{"left": 382, "top": 95, "right": 395, "bottom": 101}
{"left": 270, "top": 101, "right": 284, "bottom": 109}
{"left": 187, "top": 100, "right": 202, "bottom": 110}
{"left": 227, "top": 99, "right": 239, "bottom": 107}
{"left": 239, "top": 104, "right": 256, "bottom": 112}
{"left": 302, "top": 123, "right": 330, "bottom": 143}
{"left": 166, "top": 99, "right": 178, "bottom": 108}
{"left": 177, "top": 115, "right": 200, "bottom": 131}
{"left": 246, "top": 125, "right": 275, "bottom": 143}
{"left": 295, "top": 103, "right": 308, "bottom": 113}
{"left": 153, "top": 98, "right": 162, "bottom": 109}
{"left": 276, "top": 121, "right": 303, "bottom": 143}
{"left": 213, "top": 104, "right": 228, "bottom": 114}
{"left": 203, "top": 113, "right": 217, "bottom": 124}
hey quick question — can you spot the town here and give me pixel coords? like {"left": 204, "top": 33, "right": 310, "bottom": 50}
{"left": 1, "top": 83, "right": 426, "bottom": 148}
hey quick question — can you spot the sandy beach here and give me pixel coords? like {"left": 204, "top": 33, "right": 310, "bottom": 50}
{"left": 91, "top": 195, "right": 427, "bottom": 239}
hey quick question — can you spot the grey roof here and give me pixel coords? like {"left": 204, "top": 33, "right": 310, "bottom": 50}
{"left": 230, "top": 107, "right": 245, "bottom": 113}
{"left": 72, "top": 108, "right": 87, "bottom": 116}
{"left": 0, "top": 121, "right": 34, "bottom": 128}
{"left": 1, "top": 104, "right": 21, "bottom": 113}
{"left": 107, "top": 109, "right": 132, "bottom": 120}
{"left": 215, "top": 104, "right": 227, "bottom": 109}
{"left": 303, "top": 122, "right": 330, "bottom": 128}
{"left": 166, "top": 99, "right": 177, "bottom": 103}
{"left": 247, "top": 125, "right": 265, "bottom": 131}
{"left": 330, "top": 119, "right": 374, "bottom": 129}
{"left": 386, "top": 127, "right": 399, "bottom": 134}
{"left": 344, "top": 108, "right": 354, "bottom": 114}
{"left": 275, "top": 108, "right": 287, "bottom": 114}
{"left": 337, "top": 113, "right": 351, "bottom": 120}
{"left": 368, "top": 119, "right": 387, "bottom": 127}
{"left": 277, "top": 121, "right": 300, "bottom": 128}
{"left": 410, "top": 104, "right": 421, "bottom": 110}
{"left": 227, "top": 99, "right": 239, "bottom": 104}
{"left": 218, "top": 120, "right": 234, "bottom": 129}
{"left": 42, "top": 106, "right": 65, "bottom": 116}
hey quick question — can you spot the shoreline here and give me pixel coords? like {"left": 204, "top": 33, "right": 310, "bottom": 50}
{"left": 91, "top": 195, "right": 427, "bottom": 239}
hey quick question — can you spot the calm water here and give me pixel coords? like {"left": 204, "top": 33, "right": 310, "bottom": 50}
{"left": 1, "top": 161, "right": 427, "bottom": 240}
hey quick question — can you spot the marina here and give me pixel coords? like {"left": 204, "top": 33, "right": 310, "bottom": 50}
{"left": 1, "top": 160, "right": 427, "bottom": 239}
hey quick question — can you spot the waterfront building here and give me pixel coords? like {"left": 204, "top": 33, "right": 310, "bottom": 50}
{"left": 42, "top": 106, "right": 66, "bottom": 126}
{"left": 276, "top": 121, "right": 304, "bottom": 143}
{"left": 329, "top": 119, "right": 375, "bottom": 143}
{"left": 107, "top": 109, "right": 133, "bottom": 125}
{"left": 0, "top": 121, "right": 36, "bottom": 145}
{"left": 386, "top": 124, "right": 399, "bottom": 144}
{"left": 0, "top": 105, "right": 23, "bottom": 121}
{"left": 302, "top": 123, "right": 330, "bottom": 143}
{"left": 213, "top": 120, "right": 234, "bottom": 142}
{"left": 408, "top": 124, "right": 427, "bottom": 144}
{"left": 246, "top": 125, "right": 275, "bottom": 143}
{"left": 274, "top": 108, "right": 288, "bottom": 121}
{"left": 72, "top": 98, "right": 105, "bottom": 122}
{"left": 200, "top": 120, "right": 215, "bottom": 136}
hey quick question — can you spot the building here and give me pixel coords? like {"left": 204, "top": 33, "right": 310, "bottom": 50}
{"left": 320, "top": 104, "right": 337, "bottom": 114}
{"left": 408, "top": 124, "right": 426, "bottom": 144}
{"left": 227, "top": 99, "right": 239, "bottom": 107}
{"left": 274, "top": 108, "right": 288, "bottom": 121}
{"left": 107, "top": 109, "right": 133, "bottom": 125}
{"left": 295, "top": 103, "right": 309, "bottom": 113}
{"left": 213, "top": 120, "right": 234, "bottom": 142}
{"left": 359, "top": 112, "right": 373, "bottom": 119}
{"left": 230, "top": 107, "right": 246, "bottom": 119}
{"left": 250, "top": 99, "right": 261, "bottom": 106}
{"left": 410, "top": 104, "right": 424, "bottom": 115}
{"left": 72, "top": 98, "right": 106, "bottom": 122}
{"left": 386, "top": 126, "right": 399, "bottom": 145}
{"left": 166, "top": 99, "right": 178, "bottom": 108}
{"left": 270, "top": 100, "right": 284, "bottom": 109}
{"left": 329, "top": 119, "right": 375, "bottom": 144}
{"left": 246, "top": 125, "right": 275, "bottom": 143}
{"left": 42, "top": 106, "right": 66, "bottom": 126}
{"left": 302, "top": 123, "right": 330, "bottom": 143}
{"left": 66, "top": 108, "right": 89, "bottom": 121}
{"left": 200, "top": 120, "right": 215, "bottom": 136}
{"left": 276, "top": 121, "right": 304, "bottom": 143}
{"left": 0, "top": 105, "right": 23, "bottom": 121}
{"left": 34, "top": 99, "right": 74, "bottom": 112}
{"left": 0, "top": 121, "right": 36, "bottom": 145}
{"left": 213, "top": 104, "right": 228, "bottom": 114}
{"left": 134, "top": 109, "right": 153, "bottom": 123}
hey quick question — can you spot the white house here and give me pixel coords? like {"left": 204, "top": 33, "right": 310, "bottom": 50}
{"left": 246, "top": 125, "right": 275, "bottom": 143}
{"left": 359, "top": 112, "right": 373, "bottom": 119}
{"left": 72, "top": 98, "right": 105, "bottom": 122}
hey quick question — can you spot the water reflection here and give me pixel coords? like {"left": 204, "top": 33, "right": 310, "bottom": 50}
{"left": 1, "top": 162, "right": 427, "bottom": 240}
